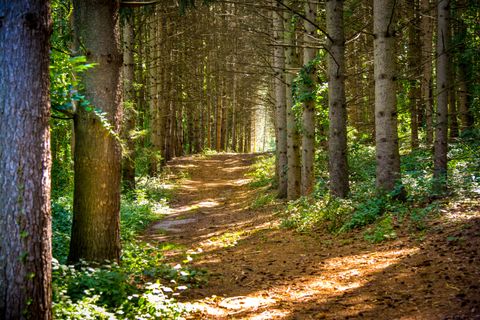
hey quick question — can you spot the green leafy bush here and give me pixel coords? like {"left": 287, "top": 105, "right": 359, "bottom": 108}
{"left": 51, "top": 176, "right": 204, "bottom": 319}
{"left": 52, "top": 197, "right": 74, "bottom": 264}
{"left": 251, "top": 193, "right": 276, "bottom": 209}
{"left": 246, "top": 154, "right": 276, "bottom": 188}
{"left": 52, "top": 258, "right": 192, "bottom": 319}
{"left": 363, "top": 214, "right": 397, "bottom": 243}
{"left": 280, "top": 141, "right": 478, "bottom": 241}
{"left": 281, "top": 196, "right": 355, "bottom": 233}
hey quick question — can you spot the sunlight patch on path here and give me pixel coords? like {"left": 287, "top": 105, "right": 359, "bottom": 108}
{"left": 219, "top": 296, "right": 276, "bottom": 310}
{"left": 192, "top": 246, "right": 420, "bottom": 319}
{"left": 151, "top": 218, "right": 197, "bottom": 232}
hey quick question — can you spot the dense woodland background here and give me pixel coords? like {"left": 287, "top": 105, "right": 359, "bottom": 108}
{"left": 0, "top": 0, "right": 479, "bottom": 318}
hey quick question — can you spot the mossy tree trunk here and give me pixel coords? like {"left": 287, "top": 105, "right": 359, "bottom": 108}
{"left": 301, "top": 0, "right": 317, "bottom": 196}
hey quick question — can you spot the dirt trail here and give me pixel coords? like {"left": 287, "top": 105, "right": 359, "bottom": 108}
{"left": 145, "top": 153, "right": 480, "bottom": 320}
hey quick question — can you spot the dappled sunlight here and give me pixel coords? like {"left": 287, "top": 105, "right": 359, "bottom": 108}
{"left": 159, "top": 183, "right": 176, "bottom": 190}
{"left": 142, "top": 154, "right": 480, "bottom": 319}
{"left": 196, "top": 200, "right": 221, "bottom": 208}
{"left": 234, "top": 178, "right": 252, "bottom": 186}
{"left": 189, "top": 246, "right": 420, "bottom": 319}
{"left": 221, "top": 166, "right": 250, "bottom": 174}
{"left": 173, "top": 163, "right": 198, "bottom": 169}
{"left": 190, "top": 221, "right": 276, "bottom": 254}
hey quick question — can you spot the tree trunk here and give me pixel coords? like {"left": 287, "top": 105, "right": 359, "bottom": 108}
{"left": 215, "top": 76, "right": 223, "bottom": 151}
{"left": 122, "top": 10, "right": 136, "bottom": 190}
{"left": 231, "top": 59, "right": 238, "bottom": 152}
{"left": 158, "top": 20, "right": 168, "bottom": 165}
{"left": 373, "top": 0, "right": 402, "bottom": 192}
{"left": 285, "top": 10, "right": 301, "bottom": 200}
{"left": 433, "top": 0, "right": 450, "bottom": 193}
{"left": 458, "top": 64, "right": 471, "bottom": 132}
{"left": 0, "top": 1, "right": 52, "bottom": 318}
{"left": 301, "top": 0, "right": 317, "bottom": 196}
{"left": 327, "top": 0, "right": 349, "bottom": 198}
{"left": 456, "top": 2, "right": 473, "bottom": 133}
{"left": 449, "top": 64, "right": 458, "bottom": 139}
{"left": 408, "top": 0, "right": 420, "bottom": 149}
{"left": 69, "top": 0, "right": 122, "bottom": 263}
{"left": 221, "top": 81, "right": 228, "bottom": 151}
{"left": 273, "top": 1, "right": 288, "bottom": 198}
{"left": 148, "top": 13, "right": 160, "bottom": 175}
{"left": 420, "top": 0, "right": 434, "bottom": 145}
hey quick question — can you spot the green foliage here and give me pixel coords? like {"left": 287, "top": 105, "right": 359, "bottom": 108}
{"left": 448, "top": 133, "right": 480, "bottom": 195}
{"left": 281, "top": 196, "right": 354, "bottom": 233}
{"left": 201, "top": 148, "right": 219, "bottom": 156}
{"left": 246, "top": 154, "right": 276, "bottom": 188}
{"left": 251, "top": 193, "right": 276, "bottom": 210}
{"left": 51, "top": 179, "right": 171, "bottom": 262}
{"left": 51, "top": 197, "right": 73, "bottom": 264}
{"left": 291, "top": 51, "right": 328, "bottom": 136}
{"left": 120, "top": 178, "right": 173, "bottom": 241}
{"left": 339, "top": 195, "right": 389, "bottom": 232}
{"left": 363, "top": 214, "right": 397, "bottom": 243}
{"left": 280, "top": 140, "right": 479, "bottom": 242}
{"left": 52, "top": 253, "right": 194, "bottom": 319}
{"left": 50, "top": 54, "right": 97, "bottom": 116}
{"left": 246, "top": 155, "right": 277, "bottom": 209}
{"left": 51, "top": 177, "right": 203, "bottom": 319}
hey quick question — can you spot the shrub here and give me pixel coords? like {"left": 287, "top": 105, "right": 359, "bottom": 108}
{"left": 51, "top": 175, "right": 203, "bottom": 319}
{"left": 246, "top": 154, "right": 276, "bottom": 188}
{"left": 280, "top": 141, "right": 473, "bottom": 241}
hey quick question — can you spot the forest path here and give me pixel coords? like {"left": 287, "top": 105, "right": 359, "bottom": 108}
{"left": 144, "top": 153, "right": 480, "bottom": 320}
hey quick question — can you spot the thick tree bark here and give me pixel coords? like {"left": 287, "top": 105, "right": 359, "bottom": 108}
{"left": 374, "top": 0, "right": 402, "bottom": 192}
{"left": 273, "top": 2, "right": 288, "bottom": 198}
{"left": 69, "top": 0, "right": 122, "bottom": 263}
{"left": 285, "top": 10, "right": 301, "bottom": 200}
{"left": 327, "top": 0, "right": 349, "bottom": 198}
{"left": 433, "top": 0, "right": 450, "bottom": 193}
{"left": 0, "top": 1, "right": 52, "bottom": 318}
{"left": 122, "top": 10, "right": 136, "bottom": 190}
{"left": 301, "top": 0, "right": 317, "bottom": 196}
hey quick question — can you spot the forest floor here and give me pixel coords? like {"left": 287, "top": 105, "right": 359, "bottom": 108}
{"left": 143, "top": 153, "right": 480, "bottom": 320}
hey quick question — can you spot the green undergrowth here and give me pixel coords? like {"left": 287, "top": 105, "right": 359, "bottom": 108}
{"left": 265, "top": 138, "right": 479, "bottom": 243}
{"left": 51, "top": 176, "right": 205, "bottom": 319}
{"left": 247, "top": 154, "right": 277, "bottom": 209}
{"left": 247, "top": 154, "right": 276, "bottom": 189}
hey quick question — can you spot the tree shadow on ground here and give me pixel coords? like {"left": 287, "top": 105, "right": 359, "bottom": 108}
{"left": 144, "top": 154, "right": 480, "bottom": 319}
{"left": 185, "top": 214, "right": 480, "bottom": 319}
